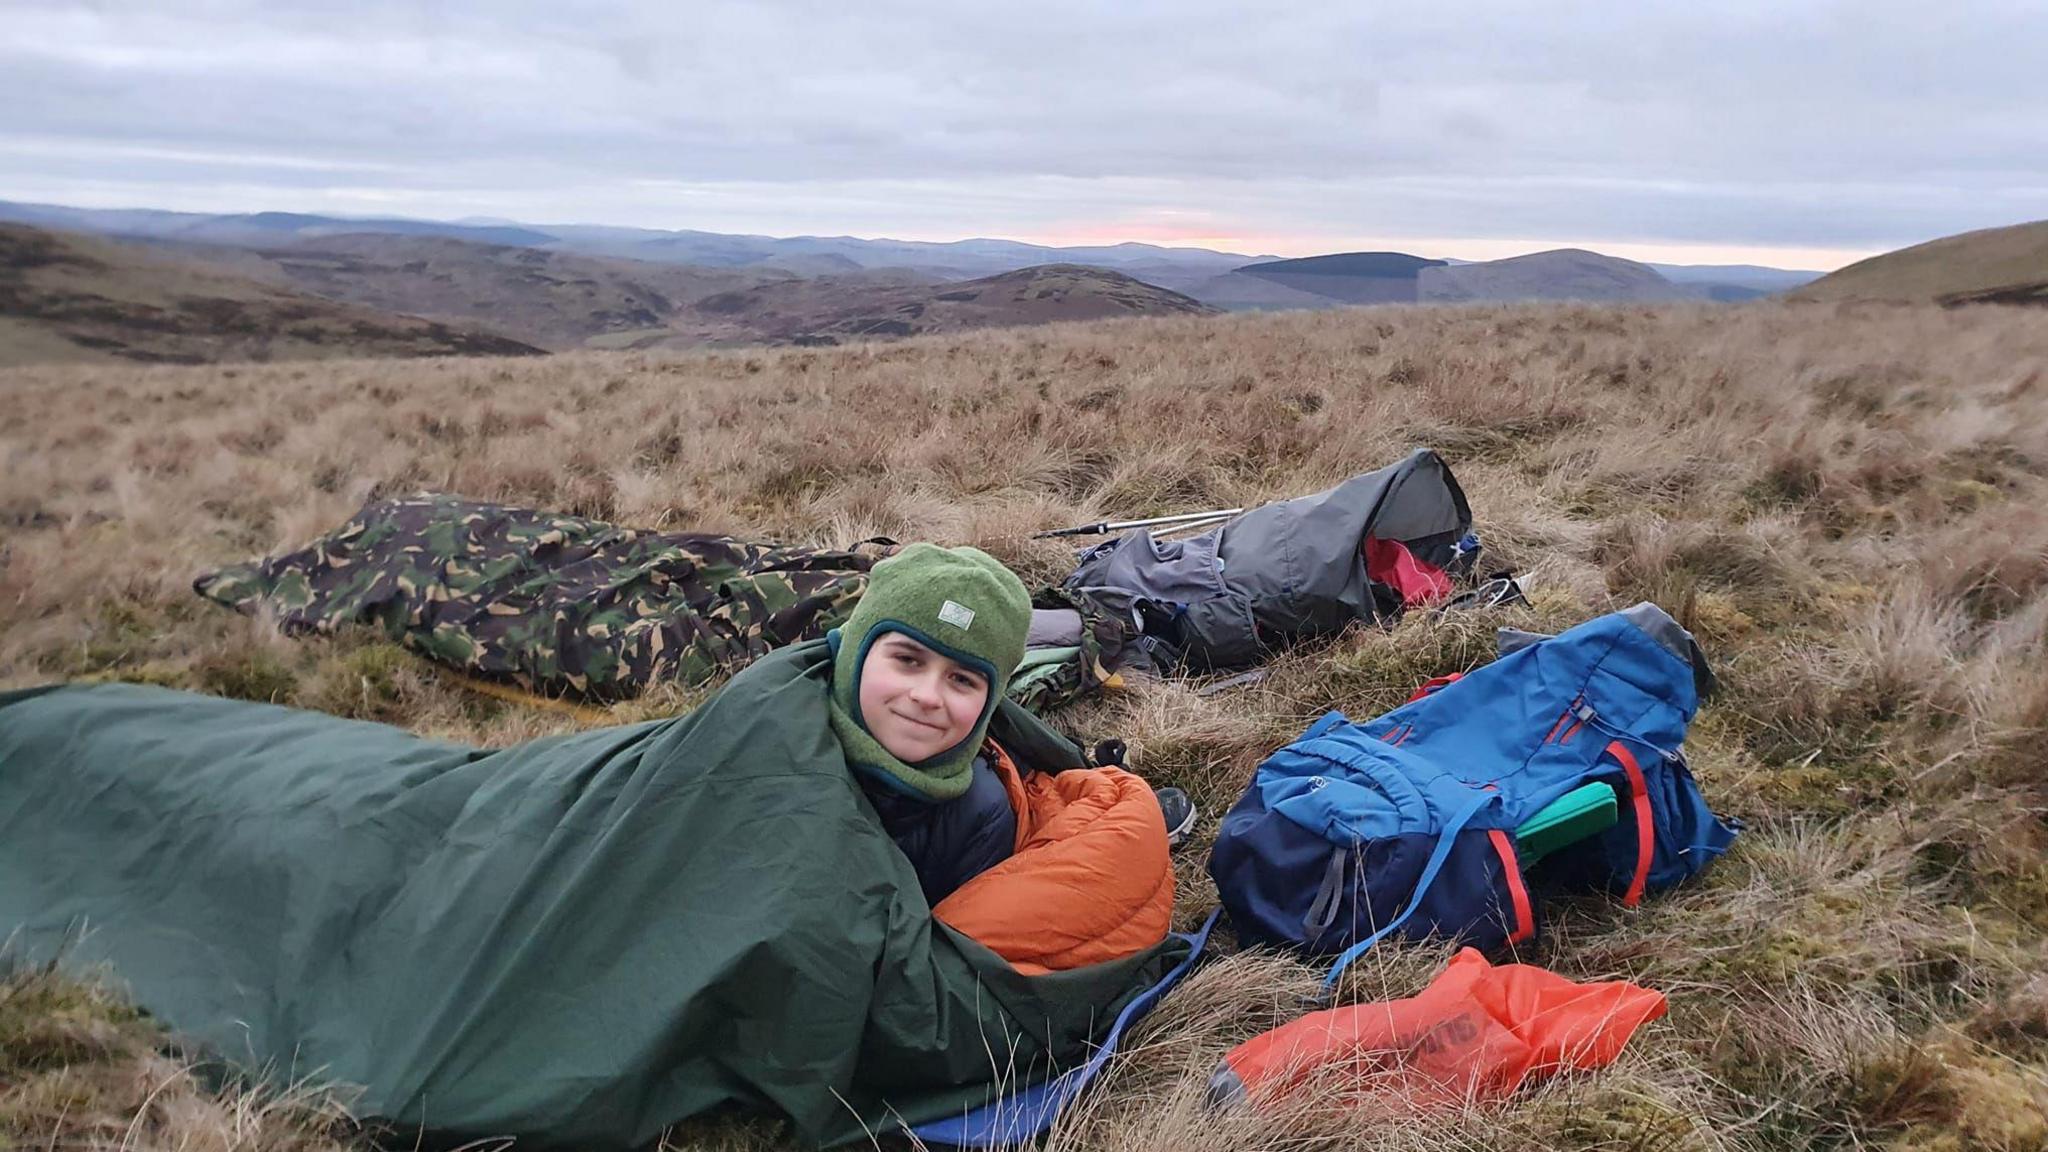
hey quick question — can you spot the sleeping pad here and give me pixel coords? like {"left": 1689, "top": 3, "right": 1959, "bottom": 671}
{"left": 0, "top": 640, "right": 1186, "bottom": 1148}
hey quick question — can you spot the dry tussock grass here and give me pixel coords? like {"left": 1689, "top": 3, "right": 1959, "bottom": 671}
{"left": 0, "top": 963, "right": 360, "bottom": 1151}
{"left": 4, "top": 299, "right": 2048, "bottom": 1150}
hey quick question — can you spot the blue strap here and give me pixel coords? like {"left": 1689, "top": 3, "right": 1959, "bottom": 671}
{"left": 907, "top": 909, "right": 1222, "bottom": 1148}
{"left": 1318, "top": 787, "right": 1496, "bottom": 996}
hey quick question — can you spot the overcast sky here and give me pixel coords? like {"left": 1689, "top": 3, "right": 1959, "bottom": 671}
{"left": 3, "top": 1, "right": 2044, "bottom": 269}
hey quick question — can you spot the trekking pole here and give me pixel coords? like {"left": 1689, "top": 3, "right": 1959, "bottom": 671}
{"left": 1148, "top": 511, "right": 1240, "bottom": 539}
{"left": 1031, "top": 507, "right": 1244, "bottom": 539}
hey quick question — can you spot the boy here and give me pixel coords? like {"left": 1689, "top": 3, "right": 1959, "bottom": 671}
{"left": 827, "top": 543, "right": 1030, "bottom": 905}
{"left": 827, "top": 544, "right": 1193, "bottom": 906}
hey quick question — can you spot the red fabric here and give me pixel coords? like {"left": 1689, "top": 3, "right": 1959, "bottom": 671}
{"left": 1486, "top": 829, "right": 1536, "bottom": 945}
{"left": 1220, "top": 948, "right": 1666, "bottom": 1109}
{"left": 1404, "top": 673, "right": 1463, "bottom": 704}
{"left": 1364, "top": 537, "right": 1453, "bottom": 606}
{"left": 1544, "top": 711, "right": 1569, "bottom": 743}
{"left": 1609, "top": 741, "right": 1655, "bottom": 907}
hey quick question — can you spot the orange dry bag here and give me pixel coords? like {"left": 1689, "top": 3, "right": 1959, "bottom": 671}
{"left": 1210, "top": 948, "right": 1666, "bottom": 1110}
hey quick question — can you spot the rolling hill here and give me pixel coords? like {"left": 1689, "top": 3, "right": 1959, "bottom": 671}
{"left": 1419, "top": 248, "right": 1692, "bottom": 303}
{"left": 1792, "top": 219, "right": 2048, "bottom": 306}
{"left": 1180, "top": 270, "right": 1351, "bottom": 311}
{"left": 1238, "top": 252, "right": 1448, "bottom": 304}
{"left": 158, "top": 234, "right": 798, "bottom": 351}
{"left": 647, "top": 263, "right": 1215, "bottom": 347}
{"left": 0, "top": 225, "right": 544, "bottom": 366}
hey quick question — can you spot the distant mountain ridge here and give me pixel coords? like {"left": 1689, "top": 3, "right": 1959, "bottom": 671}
{"left": 0, "top": 200, "right": 1842, "bottom": 362}
{"left": 1245, "top": 252, "right": 1446, "bottom": 278}
{"left": 0, "top": 200, "right": 1271, "bottom": 290}
{"left": 0, "top": 227, "right": 1212, "bottom": 364}
{"left": 1194, "top": 247, "right": 1802, "bottom": 310}
{"left": 0, "top": 201, "right": 555, "bottom": 251}
{"left": 1648, "top": 263, "right": 1824, "bottom": 293}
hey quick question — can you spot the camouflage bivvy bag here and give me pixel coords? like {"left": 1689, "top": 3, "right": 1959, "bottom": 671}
{"left": 195, "top": 493, "right": 1124, "bottom": 713}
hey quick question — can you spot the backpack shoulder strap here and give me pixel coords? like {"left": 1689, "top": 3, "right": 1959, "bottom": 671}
{"left": 1318, "top": 786, "right": 1496, "bottom": 998}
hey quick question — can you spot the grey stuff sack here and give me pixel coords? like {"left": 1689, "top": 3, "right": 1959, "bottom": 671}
{"left": 1064, "top": 449, "right": 1472, "bottom": 671}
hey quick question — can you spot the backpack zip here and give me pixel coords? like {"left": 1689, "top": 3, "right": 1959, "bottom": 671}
{"left": 1557, "top": 700, "right": 1596, "bottom": 745}
{"left": 1541, "top": 697, "right": 1659, "bottom": 903}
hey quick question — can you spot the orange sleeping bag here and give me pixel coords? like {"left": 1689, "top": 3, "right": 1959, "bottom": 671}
{"left": 1212, "top": 947, "right": 1666, "bottom": 1110}
{"left": 932, "top": 744, "right": 1173, "bottom": 975}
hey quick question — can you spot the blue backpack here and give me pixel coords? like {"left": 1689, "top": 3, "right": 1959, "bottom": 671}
{"left": 1208, "top": 603, "right": 1739, "bottom": 992}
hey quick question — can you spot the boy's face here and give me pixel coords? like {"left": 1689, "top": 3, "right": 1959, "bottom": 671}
{"left": 858, "top": 632, "right": 990, "bottom": 763}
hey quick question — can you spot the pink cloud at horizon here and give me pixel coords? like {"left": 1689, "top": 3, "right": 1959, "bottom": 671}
{"left": 1008, "top": 221, "right": 1877, "bottom": 271}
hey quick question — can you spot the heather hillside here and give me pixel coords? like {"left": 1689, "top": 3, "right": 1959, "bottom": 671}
{"left": 165, "top": 233, "right": 796, "bottom": 351}
{"left": 2, "top": 300, "right": 2046, "bottom": 1150}
{"left": 0, "top": 224, "right": 545, "bottom": 366}
{"left": 1796, "top": 219, "right": 2048, "bottom": 306}
{"left": 652, "top": 262, "right": 1215, "bottom": 348}
{"left": 2, "top": 222, "right": 1217, "bottom": 363}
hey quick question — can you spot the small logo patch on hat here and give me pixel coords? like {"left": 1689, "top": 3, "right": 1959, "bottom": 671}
{"left": 938, "top": 599, "right": 976, "bottom": 630}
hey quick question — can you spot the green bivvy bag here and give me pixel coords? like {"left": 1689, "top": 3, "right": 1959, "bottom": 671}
{"left": 0, "top": 641, "right": 1183, "bottom": 1148}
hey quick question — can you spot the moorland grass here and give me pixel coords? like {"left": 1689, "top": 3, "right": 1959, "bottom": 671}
{"left": 2, "top": 299, "right": 2045, "bottom": 1149}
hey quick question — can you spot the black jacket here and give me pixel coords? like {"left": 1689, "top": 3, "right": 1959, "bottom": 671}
{"left": 861, "top": 753, "right": 1017, "bottom": 905}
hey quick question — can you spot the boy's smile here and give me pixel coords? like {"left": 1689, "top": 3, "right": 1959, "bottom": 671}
{"left": 858, "top": 632, "right": 990, "bottom": 764}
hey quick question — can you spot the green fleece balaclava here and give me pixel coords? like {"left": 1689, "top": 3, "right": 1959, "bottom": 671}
{"left": 827, "top": 543, "right": 1031, "bottom": 802}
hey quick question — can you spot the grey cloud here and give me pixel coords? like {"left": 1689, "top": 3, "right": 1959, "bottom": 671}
{"left": 0, "top": 0, "right": 2042, "bottom": 254}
